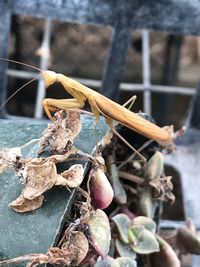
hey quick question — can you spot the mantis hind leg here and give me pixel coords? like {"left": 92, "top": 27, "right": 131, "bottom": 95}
{"left": 92, "top": 99, "right": 146, "bottom": 161}
{"left": 122, "top": 95, "right": 137, "bottom": 109}
{"left": 42, "top": 98, "right": 85, "bottom": 120}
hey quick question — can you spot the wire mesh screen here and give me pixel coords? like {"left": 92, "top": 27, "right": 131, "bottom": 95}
{"left": 9, "top": 16, "right": 111, "bottom": 78}
{"left": 5, "top": 15, "right": 200, "bottom": 125}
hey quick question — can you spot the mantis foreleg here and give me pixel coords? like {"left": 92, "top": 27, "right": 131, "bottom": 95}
{"left": 42, "top": 98, "right": 85, "bottom": 120}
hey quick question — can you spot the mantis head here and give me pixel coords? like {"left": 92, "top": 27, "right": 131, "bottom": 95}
{"left": 42, "top": 70, "right": 58, "bottom": 88}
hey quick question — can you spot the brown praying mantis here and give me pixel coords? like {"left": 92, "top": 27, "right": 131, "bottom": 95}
{"left": 0, "top": 59, "right": 173, "bottom": 159}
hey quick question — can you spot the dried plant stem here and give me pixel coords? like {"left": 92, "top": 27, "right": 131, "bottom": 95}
{"left": 76, "top": 187, "right": 91, "bottom": 209}
{"left": 119, "top": 171, "right": 144, "bottom": 185}
{"left": 0, "top": 254, "right": 44, "bottom": 266}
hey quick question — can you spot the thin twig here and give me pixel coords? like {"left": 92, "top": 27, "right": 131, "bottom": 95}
{"left": 119, "top": 171, "right": 144, "bottom": 185}
{"left": 0, "top": 254, "right": 43, "bottom": 266}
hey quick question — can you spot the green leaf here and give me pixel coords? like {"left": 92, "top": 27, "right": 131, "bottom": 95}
{"left": 133, "top": 216, "right": 156, "bottom": 234}
{"left": 88, "top": 209, "right": 111, "bottom": 257}
{"left": 116, "top": 257, "right": 137, "bottom": 267}
{"left": 115, "top": 239, "right": 136, "bottom": 259}
{"left": 139, "top": 187, "right": 155, "bottom": 218}
{"left": 94, "top": 256, "right": 120, "bottom": 267}
{"left": 112, "top": 214, "right": 131, "bottom": 244}
{"left": 109, "top": 163, "right": 127, "bottom": 204}
{"left": 144, "top": 151, "right": 163, "bottom": 180}
{"left": 128, "top": 226, "right": 159, "bottom": 254}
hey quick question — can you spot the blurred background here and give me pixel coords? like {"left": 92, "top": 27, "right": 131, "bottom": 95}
{"left": 5, "top": 16, "right": 199, "bottom": 130}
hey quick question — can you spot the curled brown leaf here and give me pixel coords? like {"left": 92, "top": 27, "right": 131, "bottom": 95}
{"left": 39, "top": 110, "right": 81, "bottom": 154}
{"left": 9, "top": 194, "right": 44, "bottom": 213}
{"left": 23, "top": 159, "right": 58, "bottom": 200}
{"left": 56, "top": 164, "right": 84, "bottom": 188}
{"left": 0, "top": 147, "right": 22, "bottom": 174}
{"left": 60, "top": 231, "right": 89, "bottom": 265}
{"left": 149, "top": 176, "right": 175, "bottom": 203}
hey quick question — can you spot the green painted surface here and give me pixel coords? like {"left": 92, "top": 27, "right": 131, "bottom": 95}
{"left": 0, "top": 116, "right": 107, "bottom": 265}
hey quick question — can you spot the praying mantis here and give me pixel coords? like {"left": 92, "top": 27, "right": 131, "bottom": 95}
{"left": 41, "top": 71, "right": 173, "bottom": 146}
{"left": 0, "top": 59, "right": 173, "bottom": 156}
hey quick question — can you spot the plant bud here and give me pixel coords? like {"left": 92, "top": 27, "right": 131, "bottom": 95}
{"left": 89, "top": 168, "right": 114, "bottom": 209}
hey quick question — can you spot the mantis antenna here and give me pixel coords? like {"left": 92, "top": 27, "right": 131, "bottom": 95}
{"left": 0, "top": 57, "right": 42, "bottom": 72}
{"left": 0, "top": 74, "right": 43, "bottom": 111}
{"left": 0, "top": 57, "right": 43, "bottom": 110}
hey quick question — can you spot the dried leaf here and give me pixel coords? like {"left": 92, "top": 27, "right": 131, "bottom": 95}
{"left": 0, "top": 248, "right": 72, "bottom": 267}
{"left": 56, "top": 164, "right": 84, "bottom": 188}
{"left": 61, "top": 231, "right": 89, "bottom": 265}
{"left": 45, "top": 149, "right": 76, "bottom": 164}
{"left": 64, "top": 109, "right": 82, "bottom": 138}
{"left": 39, "top": 110, "right": 81, "bottom": 154}
{"left": 0, "top": 147, "right": 22, "bottom": 174}
{"left": 0, "top": 232, "right": 88, "bottom": 266}
{"left": 9, "top": 194, "right": 44, "bottom": 212}
{"left": 149, "top": 176, "right": 175, "bottom": 203}
{"left": 23, "top": 159, "right": 58, "bottom": 199}
{"left": 28, "top": 247, "right": 72, "bottom": 267}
